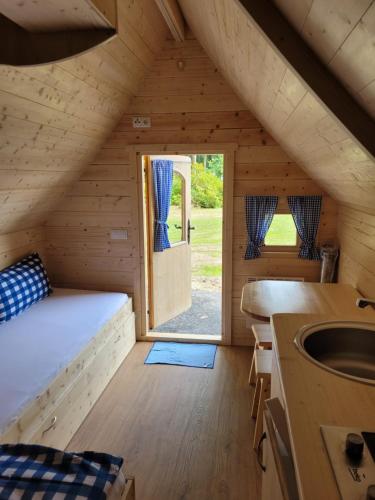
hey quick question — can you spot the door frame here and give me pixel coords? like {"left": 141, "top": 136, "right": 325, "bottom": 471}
{"left": 132, "top": 143, "right": 237, "bottom": 345}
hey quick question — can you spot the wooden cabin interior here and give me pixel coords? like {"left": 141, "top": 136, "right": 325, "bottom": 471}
{"left": 0, "top": 0, "right": 374, "bottom": 499}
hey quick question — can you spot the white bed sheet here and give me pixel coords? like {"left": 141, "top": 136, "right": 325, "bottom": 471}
{"left": 0, "top": 288, "right": 129, "bottom": 434}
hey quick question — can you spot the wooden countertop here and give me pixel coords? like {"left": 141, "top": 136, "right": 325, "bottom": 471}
{"left": 272, "top": 312, "right": 375, "bottom": 500}
{"left": 240, "top": 281, "right": 367, "bottom": 320}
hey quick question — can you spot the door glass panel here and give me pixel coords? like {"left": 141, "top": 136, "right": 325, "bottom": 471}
{"left": 168, "top": 171, "right": 185, "bottom": 244}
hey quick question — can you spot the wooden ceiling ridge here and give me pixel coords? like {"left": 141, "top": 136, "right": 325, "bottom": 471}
{"left": 155, "top": 0, "right": 185, "bottom": 42}
{"left": 236, "top": 0, "right": 375, "bottom": 160}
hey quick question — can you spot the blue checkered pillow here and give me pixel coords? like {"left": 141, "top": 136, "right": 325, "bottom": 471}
{"left": 0, "top": 253, "right": 52, "bottom": 323}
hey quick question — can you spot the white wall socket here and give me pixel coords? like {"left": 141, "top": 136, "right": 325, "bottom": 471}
{"left": 132, "top": 116, "right": 151, "bottom": 128}
{"left": 111, "top": 229, "right": 128, "bottom": 240}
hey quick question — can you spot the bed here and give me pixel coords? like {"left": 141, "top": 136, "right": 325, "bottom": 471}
{"left": 0, "top": 287, "right": 136, "bottom": 497}
{"left": 0, "top": 287, "right": 136, "bottom": 445}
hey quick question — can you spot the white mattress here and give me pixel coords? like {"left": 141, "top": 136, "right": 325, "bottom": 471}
{"left": 0, "top": 288, "right": 129, "bottom": 434}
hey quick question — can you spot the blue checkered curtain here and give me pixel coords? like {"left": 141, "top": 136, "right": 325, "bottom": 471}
{"left": 244, "top": 195, "right": 278, "bottom": 259}
{"left": 288, "top": 195, "right": 322, "bottom": 260}
{"left": 152, "top": 159, "right": 173, "bottom": 252}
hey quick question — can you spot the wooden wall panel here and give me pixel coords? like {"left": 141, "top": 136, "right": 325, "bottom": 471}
{"left": 0, "top": 0, "right": 168, "bottom": 243}
{"left": 45, "top": 35, "right": 337, "bottom": 345}
{"left": 337, "top": 205, "right": 375, "bottom": 298}
{"left": 0, "top": 227, "right": 45, "bottom": 271}
{"left": 44, "top": 157, "right": 138, "bottom": 295}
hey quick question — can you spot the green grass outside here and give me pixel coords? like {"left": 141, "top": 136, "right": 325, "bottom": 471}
{"left": 167, "top": 207, "right": 222, "bottom": 278}
{"left": 194, "top": 264, "right": 222, "bottom": 277}
{"left": 166, "top": 208, "right": 297, "bottom": 280}
{"left": 265, "top": 214, "right": 297, "bottom": 246}
{"left": 167, "top": 206, "right": 223, "bottom": 246}
{"left": 167, "top": 206, "right": 183, "bottom": 245}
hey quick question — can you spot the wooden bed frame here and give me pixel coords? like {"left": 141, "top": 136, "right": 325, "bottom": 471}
{"left": 0, "top": 298, "right": 136, "bottom": 499}
{"left": 121, "top": 477, "right": 135, "bottom": 500}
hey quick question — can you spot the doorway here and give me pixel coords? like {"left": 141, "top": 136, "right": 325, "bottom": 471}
{"left": 136, "top": 146, "right": 234, "bottom": 345}
{"left": 145, "top": 154, "right": 224, "bottom": 338}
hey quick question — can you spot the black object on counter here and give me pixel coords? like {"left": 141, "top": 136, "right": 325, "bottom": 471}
{"left": 345, "top": 433, "right": 364, "bottom": 461}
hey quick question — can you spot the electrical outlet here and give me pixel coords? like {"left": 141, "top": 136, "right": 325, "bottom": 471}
{"left": 132, "top": 116, "right": 151, "bottom": 128}
{"left": 111, "top": 229, "right": 128, "bottom": 240}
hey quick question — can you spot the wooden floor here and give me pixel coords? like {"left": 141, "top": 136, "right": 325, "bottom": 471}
{"left": 68, "top": 343, "right": 261, "bottom": 500}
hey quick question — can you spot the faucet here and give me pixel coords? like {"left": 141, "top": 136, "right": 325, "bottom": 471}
{"left": 356, "top": 298, "right": 375, "bottom": 309}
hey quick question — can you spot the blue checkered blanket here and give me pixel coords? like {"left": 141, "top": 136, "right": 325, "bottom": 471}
{"left": 0, "top": 444, "right": 123, "bottom": 499}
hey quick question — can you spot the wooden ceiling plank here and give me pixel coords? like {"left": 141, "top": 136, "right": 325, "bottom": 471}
{"left": 357, "top": 79, "right": 375, "bottom": 119}
{"left": 273, "top": 0, "right": 313, "bottom": 32}
{"left": 0, "top": 67, "right": 122, "bottom": 126}
{"left": 117, "top": 0, "right": 168, "bottom": 65}
{"left": 301, "top": 0, "right": 373, "bottom": 64}
{"left": 270, "top": 0, "right": 375, "bottom": 124}
{"left": 86, "top": 0, "right": 117, "bottom": 30}
{"left": 154, "top": 0, "right": 185, "bottom": 42}
{"left": 0, "top": 0, "right": 169, "bottom": 234}
{"left": 179, "top": 0, "right": 375, "bottom": 212}
{"left": 329, "top": 2, "right": 375, "bottom": 95}
{"left": 0, "top": 0, "right": 114, "bottom": 32}
{"left": 0, "top": 92, "right": 109, "bottom": 138}
{"left": 236, "top": 0, "right": 375, "bottom": 158}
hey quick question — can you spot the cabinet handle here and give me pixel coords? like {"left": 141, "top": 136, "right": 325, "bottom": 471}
{"left": 42, "top": 416, "right": 57, "bottom": 435}
{"left": 257, "top": 431, "right": 267, "bottom": 472}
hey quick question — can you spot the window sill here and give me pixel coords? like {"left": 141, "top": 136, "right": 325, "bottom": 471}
{"left": 261, "top": 251, "right": 298, "bottom": 258}
{"left": 263, "top": 246, "right": 298, "bottom": 253}
{"left": 260, "top": 251, "right": 320, "bottom": 263}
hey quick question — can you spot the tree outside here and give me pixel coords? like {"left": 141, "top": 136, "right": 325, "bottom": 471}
{"left": 171, "top": 156, "right": 223, "bottom": 209}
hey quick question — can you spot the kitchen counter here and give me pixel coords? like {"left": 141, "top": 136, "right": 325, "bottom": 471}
{"left": 241, "top": 281, "right": 367, "bottom": 320}
{"left": 271, "top": 312, "right": 375, "bottom": 500}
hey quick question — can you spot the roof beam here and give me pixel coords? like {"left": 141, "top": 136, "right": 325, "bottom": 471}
{"left": 155, "top": 0, "right": 185, "bottom": 42}
{"left": 236, "top": 0, "right": 375, "bottom": 158}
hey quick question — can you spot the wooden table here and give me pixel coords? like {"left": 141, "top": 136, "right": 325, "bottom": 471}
{"left": 240, "top": 281, "right": 373, "bottom": 321}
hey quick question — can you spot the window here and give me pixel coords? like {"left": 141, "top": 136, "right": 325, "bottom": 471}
{"left": 265, "top": 214, "right": 297, "bottom": 247}
{"left": 167, "top": 172, "right": 184, "bottom": 245}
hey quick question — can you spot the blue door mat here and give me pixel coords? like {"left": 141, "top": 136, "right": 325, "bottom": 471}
{"left": 144, "top": 342, "right": 217, "bottom": 369}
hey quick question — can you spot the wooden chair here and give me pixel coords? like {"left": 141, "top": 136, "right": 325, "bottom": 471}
{"left": 249, "top": 324, "right": 273, "bottom": 385}
{"left": 251, "top": 348, "right": 272, "bottom": 449}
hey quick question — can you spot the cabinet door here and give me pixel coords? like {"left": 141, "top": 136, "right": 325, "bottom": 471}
{"left": 261, "top": 414, "right": 284, "bottom": 500}
{"left": 261, "top": 404, "right": 299, "bottom": 500}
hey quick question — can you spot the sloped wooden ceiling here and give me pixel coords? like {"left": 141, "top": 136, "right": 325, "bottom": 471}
{"left": 274, "top": 0, "right": 375, "bottom": 118}
{"left": 178, "top": 0, "right": 375, "bottom": 212}
{"left": 0, "top": 0, "right": 168, "bottom": 234}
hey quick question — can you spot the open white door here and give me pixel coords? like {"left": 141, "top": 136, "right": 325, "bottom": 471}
{"left": 147, "top": 155, "right": 192, "bottom": 329}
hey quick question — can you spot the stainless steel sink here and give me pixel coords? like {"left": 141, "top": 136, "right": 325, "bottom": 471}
{"left": 294, "top": 321, "right": 375, "bottom": 385}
